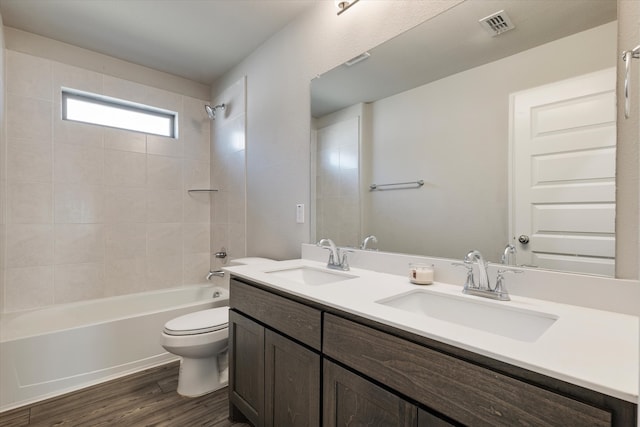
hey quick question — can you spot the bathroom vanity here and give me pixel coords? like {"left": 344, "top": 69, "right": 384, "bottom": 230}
{"left": 226, "top": 260, "right": 638, "bottom": 426}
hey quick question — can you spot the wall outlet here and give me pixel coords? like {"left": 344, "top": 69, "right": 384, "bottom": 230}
{"left": 296, "top": 204, "right": 305, "bottom": 224}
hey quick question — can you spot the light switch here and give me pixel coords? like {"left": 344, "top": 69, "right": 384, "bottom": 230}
{"left": 296, "top": 204, "right": 305, "bottom": 224}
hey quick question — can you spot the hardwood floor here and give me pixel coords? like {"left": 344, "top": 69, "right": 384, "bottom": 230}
{"left": 0, "top": 361, "right": 251, "bottom": 427}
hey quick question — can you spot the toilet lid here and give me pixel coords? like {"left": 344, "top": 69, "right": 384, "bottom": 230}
{"left": 163, "top": 306, "right": 229, "bottom": 336}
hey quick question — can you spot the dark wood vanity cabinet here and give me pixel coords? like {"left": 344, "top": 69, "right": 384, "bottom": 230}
{"left": 229, "top": 277, "right": 637, "bottom": 427}
{"left": 264, "top": 328, "right": 320, "bottom": 426}
{"left": 324, "top": 359, "right": 454, "bottom": 427}
{"left": 323, "top": 314, "right": 618, "bottom": 427}
{"left": 229, "top": 310, "right": 264, "bottom": 426}
{"left": 229, "top": 279, "right": 321, "bottom": 427}
{"left": 323, "top": 359, "right": 417, "bottom": 427}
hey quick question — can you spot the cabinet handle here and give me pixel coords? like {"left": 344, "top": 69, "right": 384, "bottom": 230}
{"left": 622, "top": 44, "right": 640, "bottom": 119}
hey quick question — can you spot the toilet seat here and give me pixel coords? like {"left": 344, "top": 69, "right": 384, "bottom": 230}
{"left": 163, "top": 306, "right": 229, "bottom": 336}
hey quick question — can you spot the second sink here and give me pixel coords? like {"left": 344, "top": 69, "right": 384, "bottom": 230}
{"left": 376, "top": 289, "right": 558, "bottom": 342}
{"left": 265, "top": 266, "right": 357, "bottom": 286}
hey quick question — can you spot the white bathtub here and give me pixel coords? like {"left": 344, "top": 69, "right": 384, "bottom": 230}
{"left": 0, "top": 285, "right": 228, "bottom": 412}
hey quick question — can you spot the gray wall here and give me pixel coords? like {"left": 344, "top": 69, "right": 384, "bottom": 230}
{"left": 213, "top": 1, "right": 639, "bottom": 277}
{"left": 212, "top": 0, "right": 464, "bottom": 259}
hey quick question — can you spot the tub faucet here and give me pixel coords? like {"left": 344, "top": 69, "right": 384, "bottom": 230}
{"left": 360, "top": 235, "right": 378, "bottom": 250}
{"left": 206, "top": 270, "right": 225, "bottom": 280}
{"left": 317, "top": 238, "right": 350, "bottom": 271}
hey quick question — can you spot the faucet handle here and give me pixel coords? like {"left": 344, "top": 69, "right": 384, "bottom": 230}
{"left": 493, "top": 268, "right": 523, "bottom": 299}
{"left": 496, "top": 268, "right": 523, "bottom": 276}
{"left": 452, "top": 261, "right": 472, "bottom": 270}
{"left": 340, "top": 249, "right": 354, "bottom": 270}
{"left": 452, "top": 262, "right": 475, "bottom": 289}
{"left": 320, "top": 246, "right": 336, "bottom": 265}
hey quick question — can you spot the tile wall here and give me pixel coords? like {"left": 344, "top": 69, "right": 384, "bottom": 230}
{"left": 210, "top": 76, "right": 247, "bottom": 272}
{"left": 314, "top": 116, "right": 360, "bottom": 248}
{"left": 1, "top": 50, "right": 212, "bottom": 312}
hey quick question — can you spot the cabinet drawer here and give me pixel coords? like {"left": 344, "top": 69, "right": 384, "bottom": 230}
{"left": 230, "top": 279, "right": 322, "bottom": 350}
{"left": 323, "top": 314, "right": 611, "bottom": 427}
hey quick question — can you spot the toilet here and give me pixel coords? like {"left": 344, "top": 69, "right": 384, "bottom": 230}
{"left": 161, "top": 307, "right": 229, "bottom": 397}
{"left": 161, "top": 257, "right": 275, "bottom": 397}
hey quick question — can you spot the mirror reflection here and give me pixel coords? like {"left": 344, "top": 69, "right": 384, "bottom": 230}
{"left": 310, "top": 0, "right": 617, "bottom": 276}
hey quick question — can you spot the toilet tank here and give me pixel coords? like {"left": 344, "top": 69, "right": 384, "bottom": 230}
{"left": 221, "top": 257, "right": 276, "bottom": 288}
{"left": 228, "top": 257, "right": 276, "bottom": 267}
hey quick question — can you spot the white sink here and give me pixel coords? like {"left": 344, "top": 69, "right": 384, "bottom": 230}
{"left": 377, "top": 290, "right": 557, "bottom": 342}
{"left": 265, "top": 266, "right": 357, "bottom": 286}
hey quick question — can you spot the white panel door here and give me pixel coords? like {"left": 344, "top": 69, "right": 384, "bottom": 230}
{"left": 511, "top": 68, "right": 616, "bottom": 276}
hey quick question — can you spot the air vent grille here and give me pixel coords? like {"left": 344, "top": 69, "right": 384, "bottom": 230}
{"left": 479, "top": 10, "right": 515, "bottom": 36}
{"left": 344, "top": 52, "right": 371, "bottom": 67}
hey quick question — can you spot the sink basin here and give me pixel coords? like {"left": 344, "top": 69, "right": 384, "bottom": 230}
{"left": 265, "top": 266, "right": 357, "bottom": 286}
{"left": 376, "top": 290, "right": 557, "bottom": 342}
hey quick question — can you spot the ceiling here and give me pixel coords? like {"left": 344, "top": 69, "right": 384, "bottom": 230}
{"left": 0, "top": 0, "right": 319, "bottom": 85}
{"left": 311, "top": 0, "right": 616, "bottom": 117}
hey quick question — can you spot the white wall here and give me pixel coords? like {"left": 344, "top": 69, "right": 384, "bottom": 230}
{"left": 212, "top": 0, "right": 464, "bottom": 259}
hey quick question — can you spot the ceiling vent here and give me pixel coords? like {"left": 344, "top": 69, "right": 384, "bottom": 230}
{"left": 344, "top": 52, "right": 371, "bottom": 67}
{"left": 479, "top": 10, "right": 515, "bottom": 37}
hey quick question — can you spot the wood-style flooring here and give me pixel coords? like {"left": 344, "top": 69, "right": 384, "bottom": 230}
{"left": 0, "top": 361, "right": 250, "bottom": 427}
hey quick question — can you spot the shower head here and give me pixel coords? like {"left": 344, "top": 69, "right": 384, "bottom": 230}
{"left": 205, "top": 103, "right": 226, "bottom": 120}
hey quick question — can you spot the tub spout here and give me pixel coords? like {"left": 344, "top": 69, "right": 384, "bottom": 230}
{"left": 206, "top": 270, "right": 225, "bottom": 280}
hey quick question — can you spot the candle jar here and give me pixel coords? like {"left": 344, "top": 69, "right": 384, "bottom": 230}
{"left": 409, "top": 263, "right": 434, "bottom": 285}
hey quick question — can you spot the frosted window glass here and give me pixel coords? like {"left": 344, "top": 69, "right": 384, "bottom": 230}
{"left": 62, "top": 91, "right": 176, "bottom": 138}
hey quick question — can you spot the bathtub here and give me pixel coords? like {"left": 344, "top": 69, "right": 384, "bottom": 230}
{"left": 0, "top": 284, "right": 228, "bottom": 412}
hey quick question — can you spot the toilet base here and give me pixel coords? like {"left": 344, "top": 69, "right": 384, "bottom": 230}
{"left": 176, "top": 356, "right": 228, "bottom": 397}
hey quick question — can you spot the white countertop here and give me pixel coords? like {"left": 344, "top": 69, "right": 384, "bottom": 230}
{"left": 225, "top": 259, "right": 639, "bottom": 403}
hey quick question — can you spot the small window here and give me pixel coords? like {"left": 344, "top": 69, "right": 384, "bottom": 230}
{"left": 62, "top": 89, "right": 177, "bottom": 138}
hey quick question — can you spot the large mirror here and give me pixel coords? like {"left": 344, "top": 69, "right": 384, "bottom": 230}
{"left": 310, "top": 0, "right": 617, "bottom": 276}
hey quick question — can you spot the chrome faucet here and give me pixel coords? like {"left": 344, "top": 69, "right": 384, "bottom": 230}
{"left": 360, "top": 235, "right": 378, "bottom": 250}
{"left": 452, "top": 250, "right": 518, "bottom": 301}
{"left": 501, "top": 244, "right": 516, "bottom": 266}
{"left": 206, "top": 270, "right": 225, "bottom": 280}
{"left": 464, "top": 250, "right": 490, "bottom": 290}
{"left": 317, "top": 238, "right": 351, "bottom": 271}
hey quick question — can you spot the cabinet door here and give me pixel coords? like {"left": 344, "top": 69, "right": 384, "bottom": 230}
{"left": 323, "top": 359, "right": 417, "bottom": 427}
{"left": 264, "top": 329, "right": 320, "bottom": 427}
{"left": 229, "top": 310, "right": 264, "bottom": 427}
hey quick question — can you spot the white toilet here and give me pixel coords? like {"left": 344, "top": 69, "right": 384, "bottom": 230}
{"left": 161, "top": 257, "right": 275, "bottom": 397}
{"left": 161, "top": 306, "right": 230, "bottom": 397}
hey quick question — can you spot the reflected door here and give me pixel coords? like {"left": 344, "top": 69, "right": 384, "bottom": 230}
{"left": 511, "top": 68, "right": 616, "bottom": 276}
